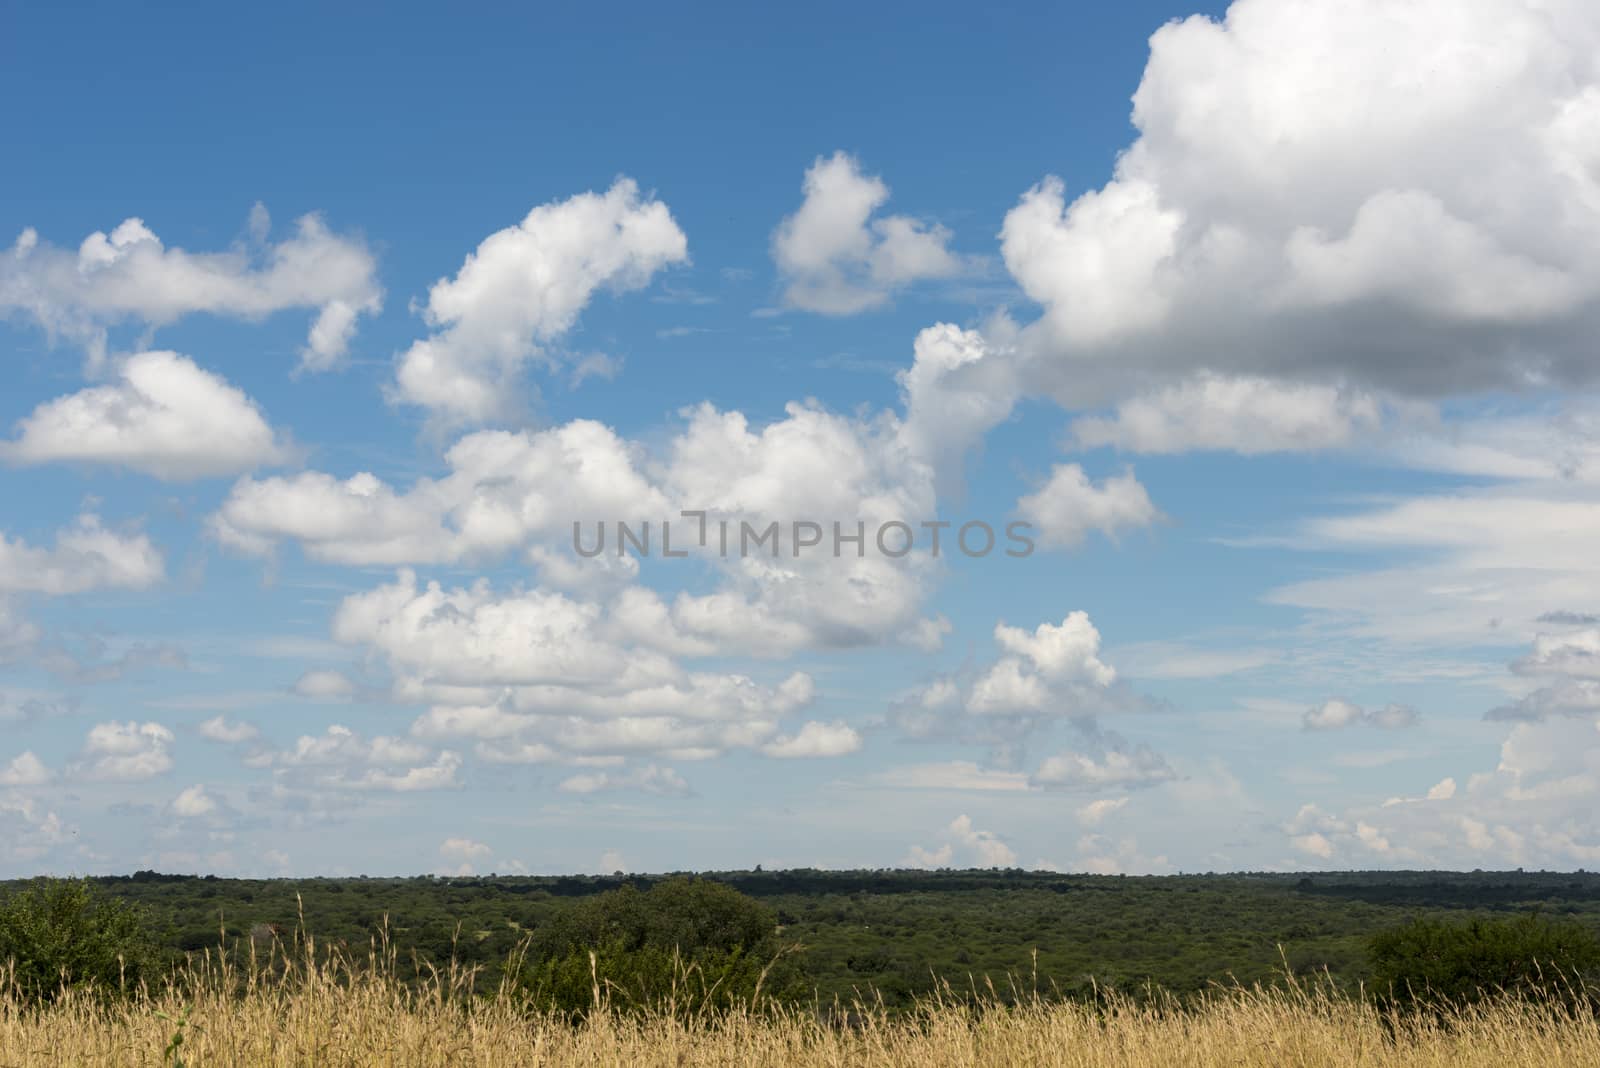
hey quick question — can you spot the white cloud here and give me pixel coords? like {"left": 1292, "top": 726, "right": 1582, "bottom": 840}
{"left": 277, "top": 724, "right": 429, "bottom": 769}
{"left": 197, "top": 716, "right": 259, "bottom": 744}
{"left": 1032, "top": 746, "right": 1178, "bottom": 791}
{"left": 440, "top": 837, "right": 491, "bottom": 860}
{"left": 335, "top": 571, "right": 822, "bottom": 766}
{"left": 292, "top": 669, "right": 357, "bottom": 700}
{"left": 1303, "top": 699, "right": 1419, "bottom": 731}
{"left": 1077, "top": 798, "right": 1128, "bottom": 826}
{"left": 997, "top": 0, "right": 1600, "bottom": 419}
{"left": 1266, "top": 488, "right": 1600, "bottom": 648}
{"left": 170, "top": 784, "right": 217, "bottom": 818}
{"left": 895, "top": 610, "right": 1146, "bottom": 753}
{"left": 212, "top": 419, "right": 667, "bottom": 566}
{"left": 391, "top": 178, "right": 687, "bottom": 424}
{"left": 994, "top": 613, "right": 1117, "bottom": 686}
{"left": 0, "top": 515, "right": 162, "bottom": 595}
{"left": 1291, "top": 832, "right": 1335, "bottom": 859}
{"left": 3, "top": 351, "right": 292, "bottom": 479}
{"left": 1072, "top": 375, "right": 1382, "bottom": 455}
{"left": 72, "top": 721, "right": 174, "bottom": 782}
{"left": 1015, "top": 465, "right": 1159, "bottom": 550}
{"left": 261, "top": 724, "right": 461, "bottom": 795}
{"left": 862, "top": 761, "right": 1034, "bottom": 793}
{"left": 907, "top": 814, "right": 1016, "bottom": 869}
{"left": 0, "top": 752, "right": 52, "bottom": 787}
{"left": 1515, "top": 629, "right": 1600, "bottom": 679}
{"left": 0, "top": 599, "right": 39, "bottom": 662}
{"left": 895, "top": 323, "right": 1021, "bottom": 486}
{"left": 773, "top": 152, "right": 960, "bottom": 314}
{"left": 218, "top": 396, "right": 948, "bottom": 659}
{"left": 1, "top": 209, "right": 381, "bottom": 371}
{"left": 760, "top": 720, "right": 862, "bottom": 759}
{"left": 558, "top": 764, "right": 690, "bottom": 797}
{"left": 331, "top": 572, "right": 630, "bottom": 688}
{"left": 1281, "top": 715, "right": 1600, "bottom": 868}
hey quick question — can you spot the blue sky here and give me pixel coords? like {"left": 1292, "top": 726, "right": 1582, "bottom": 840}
{"left": 3, "top": 0, "right": 1599, "bottom": 877}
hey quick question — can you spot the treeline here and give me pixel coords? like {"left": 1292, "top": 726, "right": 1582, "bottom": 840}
{"left": 5, "top": 875, "right": 1600, "bottom": 1020}
{"left": 5, "top": 869, "right": 1600, "bottom": 1006}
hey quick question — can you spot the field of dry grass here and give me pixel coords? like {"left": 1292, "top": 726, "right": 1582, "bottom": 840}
{"left": 3, "top": 941, "right": 1599, "bottom": 1067}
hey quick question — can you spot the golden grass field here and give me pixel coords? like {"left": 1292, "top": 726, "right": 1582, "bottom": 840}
{"left": 3, "top": 942, "right": 1599, "bottom": 1067}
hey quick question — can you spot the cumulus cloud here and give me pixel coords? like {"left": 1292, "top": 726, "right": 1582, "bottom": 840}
{"left": 3, "top": 351, "right": 292, "bottom": 479}
{"left": 197, "top": 716, "right": 259, "bottom": 744}
{"left": 331, "top": 570, "right": 825, "bottom": 766}
{"left": 0, "top": 515, "right": 163, "bottom": 595}
{"left": 1072, "top": 375, "right": 1383, "bottom": 455}
{"left": 895, "top": 323, "right": 1021, "bottom": 485}
{"left": 1514, "top": 629, "right": 1600, "bottom": 679}
{"left": 894, "top": 610, "right": 1151, "bottom": 754}
{"left": 1078, "top": 797, "right": 1129, "bottom": 826}
{"left": 212, "top": 419, "right": 667, "bottom": 567}
{"left": 170, "top": 784, "right": 218, "bottom": 819}
{"left": 965, "top": 612, "right": 1118, "bottom": 721}
{"left": 216, "top": 398, "right": 947, "bottom": 657}
{"left": 1303, "top": 699, "right": 1419, "bottom": 731}
{"left": 760, "top": 720, "right": 862, "bottom": 759}
{"left": 292, "top": 669, "right": 358, "bottom": 700}
{"left": 1278, "top": 715, "right": 1600, "bottom": 868}
{"left": 391, "top": 178, "right": 687, "bottom": 424}
{"left": 0, "top": 751, "right": 52, "bottom": 787}
{"left": 773, "top": 152, "right": 961, "bottom": 314}
{"left": 907, "top": 814, "right": 1017, "bottom": 869}
{"left": 1, "top": 209, "right": 381, "bottom": 370}
{"left": 1032, "top": 746, "right": 1178, "bottom": 791}
{"left": 258, "top": 724, "right": 461, "bottom": 794}
{"left": 1015, "top": 465, "right": 1160, "bottom": 550}
{"left": 440, "top": 837, "right": 491, "bottom": 860}
{"left": 993, "top": 0, "right": 1600, "bottom": 431}
{"left": 71, "top": 721, "right": 174, "bottom": 782}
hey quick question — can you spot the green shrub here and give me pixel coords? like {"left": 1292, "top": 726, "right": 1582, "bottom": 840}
{"left": 513, "top": 878, "right": 805, "bottom": 1017}
{"left": 1369, "top": 913, "right": 1600, "bottom": 1011}
{"left": 0, "top": 877, "right": 159, "bottom": 1003}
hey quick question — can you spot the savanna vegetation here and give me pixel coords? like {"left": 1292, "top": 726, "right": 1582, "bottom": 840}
{"left": 12, "top": 867, "right": 1598, "bottom": 1005}
{"left": 4, "top": 869, "right": 1600, "bottom": 1064}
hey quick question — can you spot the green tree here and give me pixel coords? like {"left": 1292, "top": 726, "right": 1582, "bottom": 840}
{"left": 0, "top": 877, "right": 159, "bottom": 1003}
{"left": 1369, "top": 914, "right": 1600, "bottom": 1011}
{"left": 515, "top": 878, "right": 805, "bottom": 1017}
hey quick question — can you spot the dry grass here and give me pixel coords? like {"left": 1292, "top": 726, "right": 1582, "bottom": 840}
{"left": 2, "top": 936, "right": 1599, "bottom": 1067}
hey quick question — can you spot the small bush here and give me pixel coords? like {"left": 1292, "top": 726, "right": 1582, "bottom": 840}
{"left": 513, "top": 878, "right": 805, "bottom": 1017}
{"left": 1369, "top": 913, "right": 1600, "bottom": 1011}
{"left": 0, "top": 878, "right": 158, "bottom": 1003}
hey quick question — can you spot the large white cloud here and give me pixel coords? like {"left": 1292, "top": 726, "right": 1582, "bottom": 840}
{"left": 391, "top": 178, "right": 688, "bottom": 424}
{"left": 3, "top": 351, "right": 292, "bottom": 479}
{"left": 991, "top": 0, "right": 1600, "bottom": 439}
{"left": 1, "top": 209, "right": 381, "bottom": 371}
{"left": 215, "top": 398, "right": 950, "bottom": 655}
{"left": 332, "top": 571, "right": 828, "bottom": 766}
{"left": 212, "top": 419, "right": 664, "bottom": 566}
{"left": 772, "top": 152, "right": 962, "bottom": 315}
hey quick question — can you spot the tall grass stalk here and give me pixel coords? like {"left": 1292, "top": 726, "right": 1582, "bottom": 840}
{"left": 2, "top": 927, "right": 1598, "bottom": 1066}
